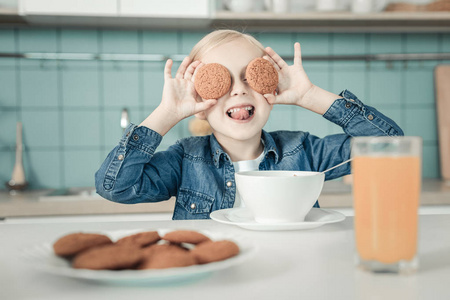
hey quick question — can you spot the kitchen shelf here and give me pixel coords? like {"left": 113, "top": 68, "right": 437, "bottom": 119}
{"left": 2, "top": 51, "right": 450, "bottom": 68}
{"left": 1, "top": 52, "right": 449, "bottom": 62}
{"left": 0, "top": 7, "right": 25, "bottom": 25}
{"left": 212, "top": 11, "right": 450, "bottom": 32}
{"left": 1, "top": 8, "right": 450, "bottom": 32}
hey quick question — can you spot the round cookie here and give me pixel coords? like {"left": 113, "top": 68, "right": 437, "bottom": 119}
{"left": 53, "top": 232, "right": 113, "bottom": 257}
{"left": 191, "top": 240, "right": 239, "bottom": 264}
{"left": 162, "top": 230, "right": 211, "bottom": 245}
{"left": 245, "top": 58, "right": 278, "bottom": 95}
{"left": 72, "top": 244, "right": 142, "bottom": 270}
{"left": 116, "top": 231, "right": 160, "bottom": 248}
{"left": 141, "top": 243, "right": 189, "bottom": 257}
{"left": 138, "top": 250, "right": 197, "bottom": 270}
{"left": 194, "top": 63, "right": 231, "bottom": 99}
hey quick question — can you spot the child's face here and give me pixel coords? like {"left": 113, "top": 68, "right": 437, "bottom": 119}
{"left": 197, "top": 38, "right": 273, "bottom": 142}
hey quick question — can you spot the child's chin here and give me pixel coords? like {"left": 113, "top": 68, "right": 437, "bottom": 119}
{"left": 228, "top": 129, "right": 262, "bottom": 141}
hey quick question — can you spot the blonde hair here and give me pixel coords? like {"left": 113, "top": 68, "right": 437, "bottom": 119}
{"left": 189, "top": 29, "right": 266, "bottom": 61}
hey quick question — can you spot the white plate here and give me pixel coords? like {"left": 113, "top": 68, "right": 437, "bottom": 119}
{"left": 20, "top": 229, "right": 257, "bottom": 285}
{"left": 210, "top": 208, "right": 346, "bottom": 231}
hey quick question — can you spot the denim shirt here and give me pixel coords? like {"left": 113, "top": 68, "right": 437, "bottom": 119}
{"left": 95, "top": 90, "right": 403, "bottom": 220}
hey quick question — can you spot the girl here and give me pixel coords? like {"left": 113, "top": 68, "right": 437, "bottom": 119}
{"left": 95, "top": 30, "right": 403, "bottom": 220}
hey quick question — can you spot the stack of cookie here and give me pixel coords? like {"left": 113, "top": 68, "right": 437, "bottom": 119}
{"left": 53, "top": 230, "right": 239, "bottom": 270}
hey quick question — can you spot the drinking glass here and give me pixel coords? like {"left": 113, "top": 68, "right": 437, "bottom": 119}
{"left": 351, "top": 136, "right": 422, "bottom": 274}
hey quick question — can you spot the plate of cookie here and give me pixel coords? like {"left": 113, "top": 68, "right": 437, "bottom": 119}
{"left": 20, "top": 229, "right": 257, "bottom": 285}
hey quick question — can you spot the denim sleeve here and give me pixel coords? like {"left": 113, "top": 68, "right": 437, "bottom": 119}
{"left": 304, "top": 90, "right": 404, "bottom": 181}
{"left": 323, "top": 89, "right": 404, "bottom": 137}
{"left": 95, "top": 123, "right": 183, "bottom": 204}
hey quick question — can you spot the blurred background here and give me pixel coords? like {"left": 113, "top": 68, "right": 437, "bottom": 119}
{"left": 0, "top": 0, "right": 449, "bottom": 192}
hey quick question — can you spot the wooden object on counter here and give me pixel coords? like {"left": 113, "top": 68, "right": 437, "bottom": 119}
{"left": 188, "top": 118, "right": 212, "bottom": 136}
{"left": 385, "top": 1, "right": 450, "bottom": 12}
{"left": 435, "top": 65, "right": 450, "bottom": 183}
{"left": 427, "top": 0, "right": 450, "bottom": 12}
{"left": 384, "top": 2, "right": 423, "bottom": 12}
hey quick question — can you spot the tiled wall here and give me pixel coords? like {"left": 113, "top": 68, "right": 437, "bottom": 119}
{"left": 0, "top": 28, "right": 448, "bottom": 189}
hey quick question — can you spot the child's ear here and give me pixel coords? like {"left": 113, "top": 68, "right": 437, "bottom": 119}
{"left": 195, "top": 111, "right": 207, "bottom": 120}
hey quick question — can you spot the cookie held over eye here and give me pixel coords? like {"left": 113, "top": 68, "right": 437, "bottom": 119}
{"left": 194, "top": 63, "right": 231, "bottom": 99}
{"left": 246, "top": 58, "right": 278, "bottom": 95}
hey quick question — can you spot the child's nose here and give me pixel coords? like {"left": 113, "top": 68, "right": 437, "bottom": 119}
{"left": 230, "top": 79, "right": 248, "bottom": 96}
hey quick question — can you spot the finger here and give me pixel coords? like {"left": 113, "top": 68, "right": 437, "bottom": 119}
{"left": 294, "top": 42, "right": 302, "bottom": 66}
{"left": 164, "top": 59, "right": 173, "bottom": 80}
{"left": 263, "top": 55, "right": 281, "bottom": 71}
{"left": 273, "top": 92, "right": 289, "bottom": 104}
{"left": 185, "top": 60, "right": 201, "bottom": 81}
{"left": 263, "top": 94, "right": 277, "bottom": 105}
{"left": 194, "top": 99, "right": 217, "bottom": 113}
{"left": 176, "top": 57, "right": 192, "bottom": 79}
{"left": 265, "top": 47, "right": 289, "bottom": 69}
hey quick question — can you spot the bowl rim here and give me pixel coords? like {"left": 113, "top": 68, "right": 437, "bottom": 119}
{"left": 235, "top": 170, "right": 323, "bottom": 178}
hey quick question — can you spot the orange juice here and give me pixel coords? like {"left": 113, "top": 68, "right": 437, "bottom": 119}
{"left": 353, "top": 156, "right": 421, "bottom": 264}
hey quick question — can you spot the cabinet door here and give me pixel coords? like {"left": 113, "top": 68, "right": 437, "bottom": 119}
{"left": 120, "top": 0, "right": 210, "bottom": 18}
{"left": 19, "top": 0, "right": 118, "bottom": 16}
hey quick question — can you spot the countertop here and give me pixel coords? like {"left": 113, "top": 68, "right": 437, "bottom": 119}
{"left": 1, "top": 179, "right": 449, "bottom": 218}
{"left": 1, "top": 215, "right": 450, "bottom": 300}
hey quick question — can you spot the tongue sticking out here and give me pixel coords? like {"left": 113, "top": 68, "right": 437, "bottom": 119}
{"left": 230, "top": 109, "right": 250, "bottom": 120}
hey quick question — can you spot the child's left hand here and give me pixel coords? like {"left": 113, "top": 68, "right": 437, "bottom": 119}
{"left": 263, "top": 43, "right": 314, "bottom": 107}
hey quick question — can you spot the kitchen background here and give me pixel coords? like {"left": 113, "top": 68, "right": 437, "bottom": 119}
{"left": 0, "top": 0, "right": 449, "bottom": 190}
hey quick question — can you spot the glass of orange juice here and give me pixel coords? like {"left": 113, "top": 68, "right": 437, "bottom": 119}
{"left": 351, "top": 136, "right": 422, "bottom": 274}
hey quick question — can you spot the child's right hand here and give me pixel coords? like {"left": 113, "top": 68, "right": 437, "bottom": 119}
{"left": 159, "top": 57, "right": 217, "bottom": 122}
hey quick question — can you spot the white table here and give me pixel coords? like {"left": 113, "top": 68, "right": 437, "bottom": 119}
{"left": 1, "top": 214, "right": 450, "bottom": 300}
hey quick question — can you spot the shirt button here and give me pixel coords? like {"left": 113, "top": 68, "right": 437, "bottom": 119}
{"left": 117, "top": 154, "right": 124, "bottom": 161}
{"left": 226, "top": 181, "right": 233, "bottom": 187}
{"left": 368, "top": 114, "right": 374, "bottom": 121}
{"left": 133, "top": 134, "right": 139, "bottom": 141}
{"left": 345, "top": 102, "right": 352, "bottom": 109}
{"left": 190, "top": 203, "right": 196, "bottom": 210}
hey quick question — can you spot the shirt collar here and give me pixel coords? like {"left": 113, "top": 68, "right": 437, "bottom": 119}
{"left": 261, "top": 130, "right": 280, "bottom": 164}
{"left": 209, "top": 130, "right": 280, "bottom": 168}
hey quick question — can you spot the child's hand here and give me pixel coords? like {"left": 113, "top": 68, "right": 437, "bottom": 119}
{"left": 160, "top": 57, "right": 217, "bottom": 121}
{"left": 263, "top": 43, "right": 314, "bottom": 107}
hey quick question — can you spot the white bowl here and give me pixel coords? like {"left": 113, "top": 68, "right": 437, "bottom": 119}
{"left": 235, "top": 171, "right": 325, "bottom": 223}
